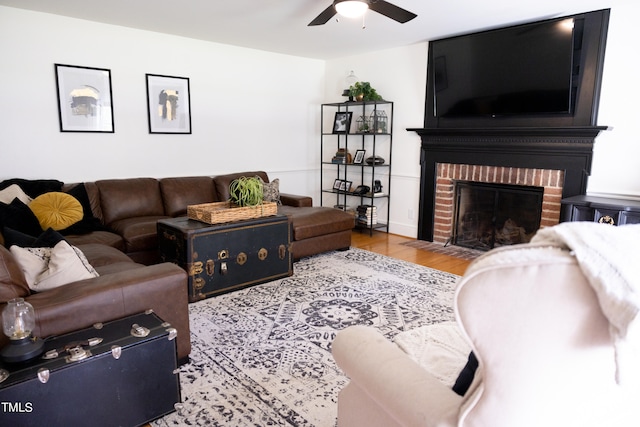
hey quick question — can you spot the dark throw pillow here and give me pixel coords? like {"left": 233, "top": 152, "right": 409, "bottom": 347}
{"left": 0, "top": 198, "right": 43, "bottom": 239}
{"left": 0, "top": 178, "right": 63, "bottom": 198}
{"left": 3, "top": 227, "right": 66, "bottom": 248}
{"left": 452, "top": 351, "right": 478, "bottom": 396}
{"left": 59, "top": 183, "right": 106, "bottom": 235}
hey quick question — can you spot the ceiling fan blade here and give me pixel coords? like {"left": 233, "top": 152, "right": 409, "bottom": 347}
{"left": 368, "top": 0, "right": 417, "bottom": 23}
{"left": 308, "top": 4, "right": 337, "bottom": 26}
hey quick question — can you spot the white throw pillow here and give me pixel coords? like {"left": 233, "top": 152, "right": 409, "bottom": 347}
{"left": 10, "top": 241, "right": 99, "bottom": 291}
{"left": 9, "top": 246, "right": 51, "bottom": 287}
{"left": 0, "top": 184, "right": 33, "bottom": 204}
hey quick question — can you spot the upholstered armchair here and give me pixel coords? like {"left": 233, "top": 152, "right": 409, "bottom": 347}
{"left": 333, "top": 224, "right": 640, "bottom": 427}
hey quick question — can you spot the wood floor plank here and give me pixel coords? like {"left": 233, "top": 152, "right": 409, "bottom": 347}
{"left": 351, "top": 230, "right": 472, "bottom": 276}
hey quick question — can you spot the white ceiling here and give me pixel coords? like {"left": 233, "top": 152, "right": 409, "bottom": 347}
{"left": 0, "top": 0, "right": 614, "bottom": 59}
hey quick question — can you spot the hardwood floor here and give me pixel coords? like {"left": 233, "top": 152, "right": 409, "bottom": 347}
{"left": 350, "top": 230, "right": 472, "bottom": 276}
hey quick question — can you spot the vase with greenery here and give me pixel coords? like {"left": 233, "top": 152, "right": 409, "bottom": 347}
{"left": 349, "top": 82, "right": 383, "bottom": 102}
{"left": 229, "top": 176, "right": 264, "bottom": 207}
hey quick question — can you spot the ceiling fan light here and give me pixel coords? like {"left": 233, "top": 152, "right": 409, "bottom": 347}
{"left": 335, "top": 1, "right": 369, "bottom": 19}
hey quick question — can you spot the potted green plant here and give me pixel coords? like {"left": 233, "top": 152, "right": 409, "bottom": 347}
{"left": 349, "top": 82, "right": 383, "bottom": 102}
{"left": 229, "top": 176, "right": 264, "bottom": 207}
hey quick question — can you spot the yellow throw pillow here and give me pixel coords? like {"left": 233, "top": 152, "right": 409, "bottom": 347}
{"left": 29, "top": 192, "right": 83, "bottom": 231}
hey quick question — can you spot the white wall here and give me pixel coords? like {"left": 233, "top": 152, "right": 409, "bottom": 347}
{"left": 0, "top": 7, "right": 325, "bottom": 199}
{"left": 325, "top": 1, "right": 640, "bottom": 237}
{"left": 2, "top": 4, "right": 638, "bottom": 240}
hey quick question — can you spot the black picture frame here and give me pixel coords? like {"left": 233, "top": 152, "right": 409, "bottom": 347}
{"left": 54, "top": 64, "right": 114, "bottom": 133}
{"left": 333, "top": 179, "right": 343, "bottom": 190}
{"left": 146, "top": 74, "right": 192, "bottom": 134}
{"left": 353, "top": 150, "right": 366, "bottom": 164}
{"left": 332, "top": 112, "right": 352, "bottom": 134}
{"left": 340, "top": 180, "right": 352, "bottom": 192}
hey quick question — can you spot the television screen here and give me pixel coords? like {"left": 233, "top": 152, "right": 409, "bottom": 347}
{"left": 432, "top": 17, "right": 579, "bottom": 118}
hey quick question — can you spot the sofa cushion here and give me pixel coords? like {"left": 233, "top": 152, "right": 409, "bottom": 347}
{"left": 74, "top": 243, "right": 134, "bottom": 268}
{"left": 0, "top": 245, "right": 30, "bottom": 303}
{"left": 0, "top": 184, "right": 32, "bottom": 204}
{"left": 10, "top": 241, "right": 99, "bottom": 291}
{"left": 279, "top": 206, "right": 355, "bottom": 240}
{"left": 214, "top": 171, "right": 269, "bottom": 201}
{"left": 29, "top": 192, "right": 84, "bottom": 231}
{"left": 0, "top": 198, "right": 43, "bottom": 237}
{"left": 160, "top": 176, "right": 218, "bottom": 217}
{"left": 65, "top": 231, "right": 125, "bottom": 252}
{"left": 96, "top": 178, "right": 165, "bottom": 225}
{"left": 108, "top": 215, "right": 168, "bottom": 253}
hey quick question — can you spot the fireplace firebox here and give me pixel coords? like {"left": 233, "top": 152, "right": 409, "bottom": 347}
{"left": 453, "top": 181, "right": 543, "bottom": 250}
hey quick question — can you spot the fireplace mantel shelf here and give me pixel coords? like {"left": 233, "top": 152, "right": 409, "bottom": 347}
{"left": 407, "top": 126, "right": 609, "bottom": 139}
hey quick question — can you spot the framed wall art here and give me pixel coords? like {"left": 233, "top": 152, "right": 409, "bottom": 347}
{"left": 55, "top": 64, "right": 114, "bottom": 133}
{"left": 332, "top": 112, "right": 352, "bottom": 134}
{"left": 146, "top": 74, "right": 192, "bottom": 134}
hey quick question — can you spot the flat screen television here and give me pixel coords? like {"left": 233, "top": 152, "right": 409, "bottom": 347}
{"left": 424, "top": 9, "right": 610, "bottom": 128}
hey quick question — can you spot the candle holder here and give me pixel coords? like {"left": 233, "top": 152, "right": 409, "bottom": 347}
{"left": 1, "top": 298, "right": 44, "bottom": 363}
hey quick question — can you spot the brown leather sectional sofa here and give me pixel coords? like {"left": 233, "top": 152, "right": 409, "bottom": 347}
{"left": 65, "top": 171, "right": 354, "bottom": 264}
{"left": 0, "top": 171, "right": 353, "bottom": 363}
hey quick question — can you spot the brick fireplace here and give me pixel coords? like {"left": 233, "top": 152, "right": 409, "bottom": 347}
{"left": 410, "top": 127, "right": 607, "bottom": 243}
{"left": 433, "top": 163, "right": 564, "bottom": 245}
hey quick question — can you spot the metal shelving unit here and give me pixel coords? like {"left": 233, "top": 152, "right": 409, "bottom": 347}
{"left": 320, "top": 100, "right": 393, "bottom": 235}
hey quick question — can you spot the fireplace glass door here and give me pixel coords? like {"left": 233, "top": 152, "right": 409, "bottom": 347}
{"left": 453, "top": 181, "right": 544, "bottom": 250}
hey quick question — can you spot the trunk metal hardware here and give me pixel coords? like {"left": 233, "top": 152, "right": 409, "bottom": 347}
{"left": 220, "top": 262, "right": 228, "bottom": 274}
{"left": 37, "top": 368, "right": 50, "bottom": 384}
{"left": 166, "top": 328, "right": 178, "bottom": 340}
{"left": 111, "top": 345, "right": 122, "bottom": 360}
{"left": 258, "top": 248, "right": 268, "bottom": 260}
{"left": 130, "top": 324, "right": 150, "bottom": 338}
{"left": 0, "top": 369, "right": 9, "bottom": 384}
{"left": 237, "top": 252, "right": 247, "bottom": 265}
{"left": 43, "top": 338, "right": 103, "bottom": 360}
{"left": 65, "top": 346, "right": 91, "bottom": 363}
{"left": 206, "top": 259, "right": 215, "bottom": 276}
{"left": 189, "top": 261, "right": 203, "bottom": 276}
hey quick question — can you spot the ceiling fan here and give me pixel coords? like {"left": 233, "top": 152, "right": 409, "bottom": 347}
{"left": 308, "top": 0, "right": 417, "bottom": 26}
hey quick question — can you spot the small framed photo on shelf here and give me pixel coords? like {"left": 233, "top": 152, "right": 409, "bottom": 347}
{"left": 146, "top": 74, "right": 192, "bottom": 134}
{"left": 340, "top": 180, "right": 352, "bottom": 192}
{"left": 353, "top": 149, "right": 366, "bottom": 164}
{"left": 333, "top": 179, "right": 343, "bottom": 190}
{"left": 54, "top": 64, "right": 114, "bottom": 133}
{"left": 332, "top": 112, "right": 352, "bottom": 134}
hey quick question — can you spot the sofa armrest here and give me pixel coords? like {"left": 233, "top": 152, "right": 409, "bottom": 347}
{"left": 280, "top": 193, "right": 312, "bottom": 207}
{"left": 333, "top": 326, "right": 462, "bottom": 427}
{"left": 22, "top": 262, "right": 191, "bottom": 360}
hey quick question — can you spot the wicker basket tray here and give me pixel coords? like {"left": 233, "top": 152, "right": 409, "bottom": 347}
{"left": 187, "top": 201, "right": 278, "bottom": 224}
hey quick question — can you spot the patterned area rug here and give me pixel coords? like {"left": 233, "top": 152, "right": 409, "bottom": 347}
{"left": 153, "top": 248, "right": 459, "bottom": 427}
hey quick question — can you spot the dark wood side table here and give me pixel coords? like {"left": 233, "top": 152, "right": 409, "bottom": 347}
{"left": 157, "top": 215, "right": 292, "bottom": 302}
{"left": 561, "top": 195, "right": 640, "bottom": 226}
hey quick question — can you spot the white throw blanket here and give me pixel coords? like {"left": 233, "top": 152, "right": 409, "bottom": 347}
{"left": 531, "top": 222, "right": 640, "bottom": 385}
